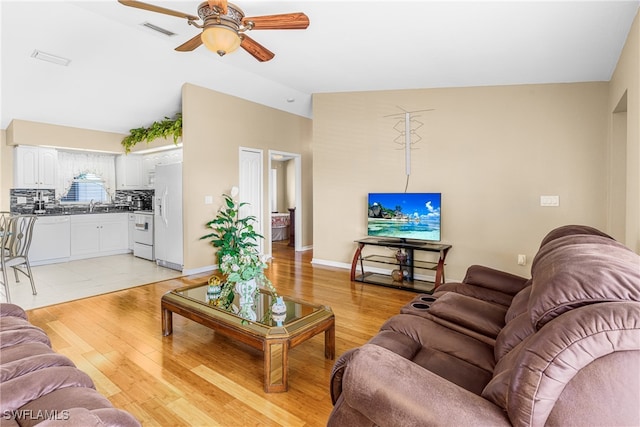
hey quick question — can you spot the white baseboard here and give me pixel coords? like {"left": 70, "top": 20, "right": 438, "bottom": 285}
{"left": 182, "top": 265, "right": 216, "bottom": 276}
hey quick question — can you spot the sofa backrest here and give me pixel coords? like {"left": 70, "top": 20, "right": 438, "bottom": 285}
{"left": 483, "top": 237, "right": 640, "bottom": 426}
{"left": 531, "top": 233, "right": 628, "bottom": 274}
{"left": 528, "top": 241, "right": 640, "bottom": 330}
{"left": 537, "top": 224, "right": 613, "bottom": 249}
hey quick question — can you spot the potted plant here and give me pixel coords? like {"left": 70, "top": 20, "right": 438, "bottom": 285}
{"left": 121, "top": 113, "right": 182, "bottom": 153}
{"left": 200, "top": 187, "right": 278, "bottom": 321}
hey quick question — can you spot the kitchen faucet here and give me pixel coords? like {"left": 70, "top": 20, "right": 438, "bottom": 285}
{"left": 89, "top": 199, "right": 95, "bottom": 213}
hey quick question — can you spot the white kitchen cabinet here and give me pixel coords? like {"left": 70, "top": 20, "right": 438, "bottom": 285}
{"left": 14, "top": 146, "right": 58, "bottom": 188}
{"left": 29, "top": 216, "right": 71, "bottom": 265}
{"left": 142, "top": 148, "right": 182, "bottom": 188}
{"left": 70, "top": 213, "right": 129, "bottom": 259}
{"left": 115, "top": 154, "right": 144, "bottom": 189}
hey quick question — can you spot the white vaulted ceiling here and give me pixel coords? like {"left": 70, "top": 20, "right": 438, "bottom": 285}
{"left": 1, "top": 0, "right": 639, "bottom": 134}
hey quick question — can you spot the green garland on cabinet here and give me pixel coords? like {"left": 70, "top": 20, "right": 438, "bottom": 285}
{"left": 121, "top": 113, "right": 182, "bottom": 153}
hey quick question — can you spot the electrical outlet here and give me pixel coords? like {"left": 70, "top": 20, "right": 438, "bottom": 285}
{"left": 540, "top": 195, "right": 560, "bottom": 207}
{"left": 127, "top": 196, "right": 132, "bottom": 202}
{"left": 517, "top": 254, "right": 527, "bottom": 266}
{"left": 205, "top": 195, "right": 213, "bottom": 205}
{"left": 17, "top": 197, "right": 27, "bottom": 204}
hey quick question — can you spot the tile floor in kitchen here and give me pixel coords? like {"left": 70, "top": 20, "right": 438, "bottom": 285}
{"left": 4, "top": 254, "right": 183, "bottom": 310}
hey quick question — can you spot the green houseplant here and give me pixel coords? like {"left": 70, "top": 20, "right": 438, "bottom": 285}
{"left": 121, "top": 113, "right": 182, "bottom": 153}
{"left": 200, "top": 188, "right": 278, "bottom": 320}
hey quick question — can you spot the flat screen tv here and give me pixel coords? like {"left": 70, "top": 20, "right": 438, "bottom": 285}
{"left": 367, "top": 192, "right": 441, "bottom": 242}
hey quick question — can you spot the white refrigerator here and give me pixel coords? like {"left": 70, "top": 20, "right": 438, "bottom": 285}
{"left": 154, "top": 162, "right": 183, "bottom": 271}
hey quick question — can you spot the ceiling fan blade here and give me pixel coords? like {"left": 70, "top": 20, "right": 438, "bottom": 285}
{"left": 118, "top": 0, "right": 199, "bottom": 21}
{"left": 240, "top": 35, "right": 275, "bottom": 62}
{"left": 175, "top": 34, "right": 203, "bottom": 52}
{"left": 243, "top": 13, "right": 309, "bottom": 30}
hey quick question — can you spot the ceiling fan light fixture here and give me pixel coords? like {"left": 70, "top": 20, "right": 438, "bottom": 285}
{"left": 201, "top": 25, "right": 241, "bottom": 56}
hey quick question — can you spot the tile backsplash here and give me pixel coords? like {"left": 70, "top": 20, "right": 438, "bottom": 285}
{"left": 10, "top": 189, "right": 154, "bottom": 215}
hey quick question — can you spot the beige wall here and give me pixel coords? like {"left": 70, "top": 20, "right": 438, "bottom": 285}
{"left": 272, "top": 160, "right": 289, "bottom": 212}
{"left": 181, "top": 83, "right": 312, "bottom": 272}
{"left": 312, "top": 82, "right": 610, "bottom": 280}
{"left": 609, "top": 11, "right": 639, "bottom": 252}
{"left": 5, "top": 119, "right": 125, "bottom": 151}
{"left": 286, "top": 158, "right": 296, "bottom": 210}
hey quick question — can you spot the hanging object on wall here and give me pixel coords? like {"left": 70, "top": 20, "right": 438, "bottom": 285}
{"left": 385, "top": 107, "right": 434, "bottom": 177}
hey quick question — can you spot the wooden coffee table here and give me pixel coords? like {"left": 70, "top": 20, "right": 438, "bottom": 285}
{"left": 161, "top": 282, "right": 335, "bottom": 393}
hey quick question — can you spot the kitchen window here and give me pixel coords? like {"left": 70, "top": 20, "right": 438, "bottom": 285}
{"left": 60, "top": 173, "right": 109, "bottom": 203}
{"left": 56, "top": 150, "right": 116, "bottom": 202}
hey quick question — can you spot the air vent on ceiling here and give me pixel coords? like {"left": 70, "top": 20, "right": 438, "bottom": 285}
{"left": 30, "top": 50, "right": 71, "bottom": 66}
{"left": 141, "top": 22, "right": 176, "bottom": 37}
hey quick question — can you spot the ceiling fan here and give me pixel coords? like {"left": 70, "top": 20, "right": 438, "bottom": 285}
{"left": 118, "top": 0, "right": 309, "bottom": 62}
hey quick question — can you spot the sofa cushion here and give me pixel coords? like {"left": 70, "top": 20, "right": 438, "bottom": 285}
{"left": 493, "top": 312, "right": 535, "bottom": 361}
{"left": 462, "top": 265, "right": 529, "bottom": 296}
{"left": 433, "top": 282, "right": 515, "bottom": 307}
{"left": 528, "top": 242, "right": 640, "bottom": 329}
{"left": 0, "top": 341, "right": 54, "bottom": 364}
{"left": 372, "top": 314, "right": 496, "bottom": 395}
{"left": 0, "top": 366, "right": 96, "bottom": 413}
{"left": 1, "top": 353, "right": 76, "bottom": 382}
{"left": 427, "top": 293, "right": 507, "bottom": 339}
{"left": 17, "top": 388, "right": 117, "bottom": 427}
{"left": 504, "top": 284, "right": 532, "bottom": 324}
{"left": 0, "top": 303, "right": 28, "bottom": 320}
{"left": 0, "top": 314, "right": 51, "bottom": 349}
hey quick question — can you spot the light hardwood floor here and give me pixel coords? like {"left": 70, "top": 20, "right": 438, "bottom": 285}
{"left": 25, "top": 242, "right": 417, "bottom": 426}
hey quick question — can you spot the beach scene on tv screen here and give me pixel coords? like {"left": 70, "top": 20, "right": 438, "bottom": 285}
{"left": 367, "top": 193, "right": 441, "bottom": 241}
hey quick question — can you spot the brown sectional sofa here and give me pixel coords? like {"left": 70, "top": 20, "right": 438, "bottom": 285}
{"left": 0, "top": 303, "right": 140, "bottom": 426}
{"left": 329, "top": 225, "right": 640, "bottom": 426}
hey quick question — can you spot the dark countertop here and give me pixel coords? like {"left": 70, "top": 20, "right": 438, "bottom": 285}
{"left": 12, "top": 204, "right": 137, "bottom": 216}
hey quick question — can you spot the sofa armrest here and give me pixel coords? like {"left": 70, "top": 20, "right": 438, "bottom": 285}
{"left": 463, "top": 265, "right": 529, "bottom": 295}
{"left": 0, "top": 303, "right": 27, "bottom": 320}
{"left": 339, "top": 344, "right": 510, "bottom": 427}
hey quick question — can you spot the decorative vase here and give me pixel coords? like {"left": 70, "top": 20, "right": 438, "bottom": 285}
{"left": 271, "top": 296, "right": 287, "bottom": 326}
{"left": 235, "top": 278, "right": 258, "bottom": 321}
{"left": 206, "top": 284, "right": 222, "bottom": 305}
{"left": 395, "top": 249, "right": 408, "bottom": 264}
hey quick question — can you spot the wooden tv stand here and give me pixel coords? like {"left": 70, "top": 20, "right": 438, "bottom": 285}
{"left": 350, "top": 238, "right": 452, "bottom": 293}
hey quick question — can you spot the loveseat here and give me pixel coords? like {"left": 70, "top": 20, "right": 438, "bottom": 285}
{"left": 329, "top": 225, "right": 640, "bottom": 426}
{"left": 0, "top": 303, "right": 140, "bottom": 426}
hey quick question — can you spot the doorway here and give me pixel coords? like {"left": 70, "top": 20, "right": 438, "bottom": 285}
{"left": 267, "top": 150, "right": 302, "bottom": 258}
{"left": 609, "top": 92, "right": 627, "bottom": 242}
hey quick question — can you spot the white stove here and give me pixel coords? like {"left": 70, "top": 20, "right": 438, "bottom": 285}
{"left": 133, "top": 211, "right": 154, "bottom": 260}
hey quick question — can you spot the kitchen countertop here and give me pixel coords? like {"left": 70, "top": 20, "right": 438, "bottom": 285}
{"left": 11, "top": 204, "right": 138, "bottom": 216}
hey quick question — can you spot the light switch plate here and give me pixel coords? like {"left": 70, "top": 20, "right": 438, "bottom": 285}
{"left": 540, "top": 195, "right": 560, "bottom": 207}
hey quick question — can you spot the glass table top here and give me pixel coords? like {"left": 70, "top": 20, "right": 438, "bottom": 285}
{"left": 168, "top": 282, "right": 331, "bottom": 331}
